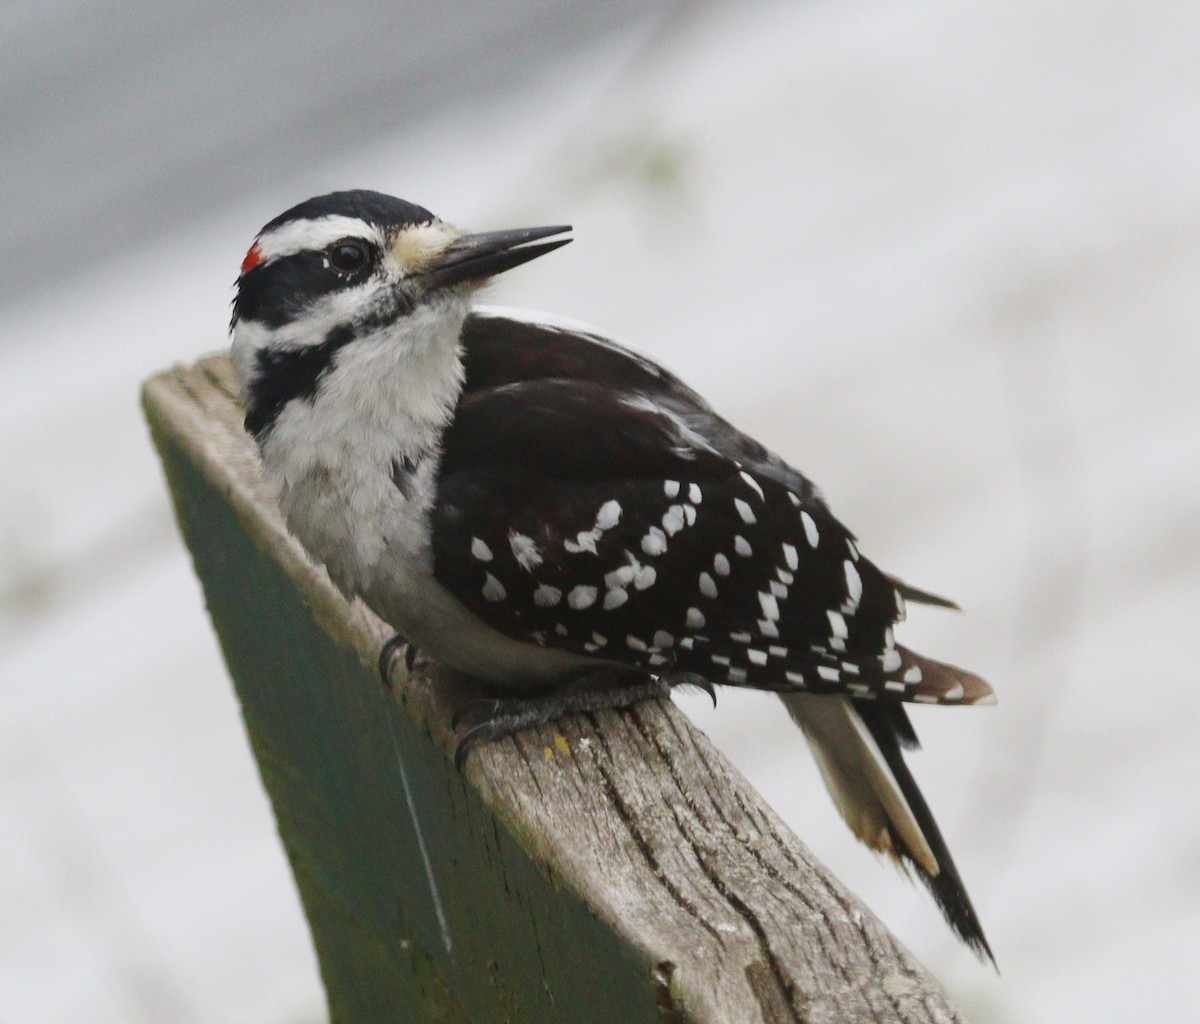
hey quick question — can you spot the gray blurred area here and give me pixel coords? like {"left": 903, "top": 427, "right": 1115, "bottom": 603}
{"left": 2, "top": 2, "right": 1199, "bottom": 1022}
{"left": 0, "top": 0, "right": 681, "bottom": 307}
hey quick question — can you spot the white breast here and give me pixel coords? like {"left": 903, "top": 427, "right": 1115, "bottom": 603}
{"left": 256, "top": 300, "right": 466, "bottom": 593}
{"left": 251, "top": 298, "right": 607, "bottom": 687}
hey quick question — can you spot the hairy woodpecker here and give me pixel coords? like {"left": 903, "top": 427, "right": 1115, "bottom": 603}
{"left": 230, "top": 189, "right": 995, "bottom": 960}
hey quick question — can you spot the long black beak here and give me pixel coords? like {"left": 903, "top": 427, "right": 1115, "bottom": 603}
{"left": 423, "top": 225, "right": 572, "bottom": 291}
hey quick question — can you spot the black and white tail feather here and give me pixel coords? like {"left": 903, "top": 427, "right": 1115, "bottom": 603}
{"left": 783, "top": 689, "right": 992, "bottom": 961}
{"left": 228, "top": 191, "right": 996, "bottom": 963}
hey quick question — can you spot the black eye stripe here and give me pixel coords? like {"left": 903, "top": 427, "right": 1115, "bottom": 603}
{"left": 234, "top": 242, "right": 381, "bottom": 328}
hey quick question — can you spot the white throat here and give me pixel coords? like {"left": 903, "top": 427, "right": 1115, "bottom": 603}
{"left": 242, "top": 293, "right": 471, "bottom": 594}
{"left": 258, "top": 295, "right": 469, "bottom": 480}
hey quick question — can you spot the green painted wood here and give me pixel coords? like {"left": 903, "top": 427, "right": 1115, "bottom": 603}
{"left": 146, "top": 383, "right": 657, "bottom": 1024}
{"left": 142, "top": 356, "right": 970, "bottom": 1024}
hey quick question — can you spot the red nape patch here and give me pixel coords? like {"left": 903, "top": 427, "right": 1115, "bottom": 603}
{"left": 240, "top": 242, "right": 264, "bottom": 274}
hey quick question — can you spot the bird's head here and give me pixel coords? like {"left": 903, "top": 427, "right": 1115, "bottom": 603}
{"left": 230, "top": 190, "right": 570, "bottom": 440}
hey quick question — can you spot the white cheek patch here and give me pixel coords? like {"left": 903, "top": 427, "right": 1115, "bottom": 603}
{"left": 231, "top": 281, "right": 392, "bottom": 401}
{"left": 390, "top": 220, "right": 461, "bottom": 276}
{"left": 236, "top": 281, "right": 386, "bottom": 349}
{"left": 252, "top": 215, "right": 384, "bottom": 265}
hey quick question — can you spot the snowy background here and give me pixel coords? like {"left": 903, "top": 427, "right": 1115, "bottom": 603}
{"left": 2, "top": 1, "right": 1198, "bottom": 1021}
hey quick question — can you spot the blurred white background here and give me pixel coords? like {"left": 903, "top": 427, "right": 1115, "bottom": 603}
{"left": 2, "top": 1, "right": 1197, "bottom": 1021}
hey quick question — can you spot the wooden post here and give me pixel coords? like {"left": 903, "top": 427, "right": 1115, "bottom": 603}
{"left": 142, "top": 355, "right": 971, "bottom": 1024}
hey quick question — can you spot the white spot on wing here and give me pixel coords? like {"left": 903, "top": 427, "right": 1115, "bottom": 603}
{"left": 817, "top": 666, "right": 840, "bottom": 682}
{"left": 471, "top": 538, "right": 493, "bottom": 562}
{"left": 604, "top": 565, "right": 635, "bottom": 589}
{"left": 699, "top": 572, "right": 718, "bottom": 598}
{"left": 800, "top": 511, "right": 819, "bottom": 548}
{"left": 563, "top": 500, "right": 624, "bottom": 557}
{"left": 603, "top": 588, "right": 628, "bottom": 610}
{"left": 881, "top": 649, "right": 902, "bottom": 672}
{"left": 904, "top": 665, "right": 923, "bottom": 683}
{"left": 533, "top": 584, "right": 562, "bottom": 607}
{"left": 641, "top": 527, "right": 668, "bottom": 557}
{"left": 758, "top": 591, "right": 780, "bottom": 621}
{"left": 564, "top": 531, "right": 598, "bottom": 555}
{"left": 653, "top": 630, "right": 675, "bottom": 649}
{"left": 843, "top": 560, "right": 862, "bottom": 609}
{"left": 664, "top": 480, "right": 680, "bottom": 498}
{"left": 634, "top": 565, "right": 657, "bottom": 590}
{"left": 568, "top": 585, "right": 597, "bottom": 610}
{"left": 596, "top": 499, "right": 622, "bottom": 531}
{"left": 734, "top": 536, "right": 753, "bottom": 557}
{"left": 482, "top": 574, "right": 506, "bottom": 602}
{"left": 739, "top": 471, "right": 765, "bottom": 501}
{"left": 827, "top": 610, "right": 848, "bottom": 638}
{"left": 782, "top": 543, "right": 799, "bottom": 571}
{"left": 688, "top": 483, "right": 702, "bottom": 503}
{"left": 509, "top": 532, "right": 542, "bottom": 571}
{"left": 662, "top": 505, "right": 686, "bottom": 536}
{"left": 713, "top": 553, "right": 731, "bottom": 577}
{"left": 748, "top": 648, "right": 768, "bottom": 666}
{"left": 686, "top": 607, "right": 705, "bottom": 630}
{"left": 734, "top": 498, "right": 757, "bottom": 524}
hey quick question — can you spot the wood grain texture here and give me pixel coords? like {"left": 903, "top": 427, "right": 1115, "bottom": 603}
{"left": 142, "top": 354, "right": 970, "bottom": 1024}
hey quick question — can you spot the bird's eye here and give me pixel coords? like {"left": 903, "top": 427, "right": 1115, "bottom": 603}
{"left": 327, "top": 239, "right": 372, "bottom": 274}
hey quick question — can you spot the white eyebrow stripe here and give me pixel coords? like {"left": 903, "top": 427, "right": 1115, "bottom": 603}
{"left": 254, "top": 215, "right": 383, "bottom": 263}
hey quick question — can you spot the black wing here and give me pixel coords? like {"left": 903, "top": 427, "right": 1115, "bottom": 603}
{"left": 435, "top": 313, "right": 991, "bottom": 705}
{"left": 444, "top": 310, "right": 995, "bottom": 959}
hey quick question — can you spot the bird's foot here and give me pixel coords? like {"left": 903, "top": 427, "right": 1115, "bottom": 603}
{"left": 452, "top": 668, "right": 716, "bottom": 769}
{"left": 377, "top": 634, "right": 418, "bottom": 688}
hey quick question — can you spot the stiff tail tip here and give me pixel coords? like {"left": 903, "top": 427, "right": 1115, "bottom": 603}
{"left": 782, "top": 693, "right": 996, "bottom": 966}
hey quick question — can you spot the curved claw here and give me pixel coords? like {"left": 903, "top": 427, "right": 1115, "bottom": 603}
{"left": 663, "top": 671, "right": 718, "bottom": 708}
{"left": 377, "top": 634, "right": 408, "bottom": 687}
{"left": 378, "top": 634, "right": 420, "bottom": 688}
{"left": 455, "top": 721, "right": 506, "bottom": 771}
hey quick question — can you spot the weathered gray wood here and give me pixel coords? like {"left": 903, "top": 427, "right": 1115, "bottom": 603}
{"left": 143, "top": 354, "right": 970, "bottom": 1024}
